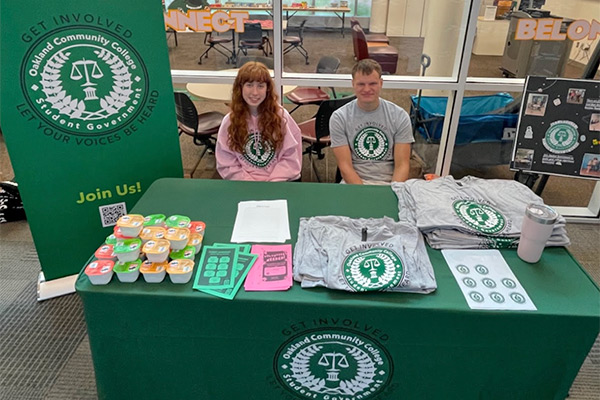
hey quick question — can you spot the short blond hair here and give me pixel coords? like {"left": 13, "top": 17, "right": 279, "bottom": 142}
{"left": 352, "top": 59, "right": 382, "bottom": 78}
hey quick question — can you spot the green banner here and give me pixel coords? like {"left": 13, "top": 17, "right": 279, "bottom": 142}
{"left": 0, "top": 0, "right": 183, "bottom": 280}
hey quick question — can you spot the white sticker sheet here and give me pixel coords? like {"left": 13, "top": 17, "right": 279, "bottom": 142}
{"left": 442, "top": 249, "right": 537, "bottom": 311}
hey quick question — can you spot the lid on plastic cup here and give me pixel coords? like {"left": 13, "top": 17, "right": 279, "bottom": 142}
{"left": 525, "top": 203, "right": 558, "bottom": 225}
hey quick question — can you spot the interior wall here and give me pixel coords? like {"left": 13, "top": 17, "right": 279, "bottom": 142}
{"left": 542, "top": 0, "right": 599, "bottom": 65}
{"left": 385, "top": 0, "right": 427, "bottom": 37}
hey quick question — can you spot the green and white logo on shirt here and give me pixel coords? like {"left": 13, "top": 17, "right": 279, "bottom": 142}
{"left": 353, "top": 127, "right": 389, "bottom": 160}
{"left": 22, "top": 26, "right": 148, "bottom": 138}
{"left": 274, "top": 329, "right": 392, "bottom": 400}
{"left": 342, "top": 248, "right": 403, "bottom": 291}
{"left": 542, "top": 120, "right": 579, "bottom": 154}
{"left": 243, "top": 132, "right": 274, "bottom": 168}
{"left": 453, "top": 200, "right": 506, "bottom": 234}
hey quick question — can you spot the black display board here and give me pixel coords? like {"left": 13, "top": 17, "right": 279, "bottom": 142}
{"left": 511, "top": 76, "right": 600, "bottom": 180}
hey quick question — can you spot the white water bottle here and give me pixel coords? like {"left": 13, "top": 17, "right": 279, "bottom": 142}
{"left": 517, "top": 203, "right": 558, "bottom": 263}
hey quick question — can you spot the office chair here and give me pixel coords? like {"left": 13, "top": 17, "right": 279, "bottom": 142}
{"left": 198, "top": 32, "right": 234, "bottom": 64}
{"left": 283, "top": 20, "right": 309, "bottom": 65}
{"left": 238, "top": 22, "right": 269, "bottom": 58}
{"left": 285, "top": 56, "right": 341, "bottom": 114}
{"left": 174, "top": 92, "right": 225, "bottom": 178}
{"left": 297, "top": 95, "right": 356, "bottom": 182}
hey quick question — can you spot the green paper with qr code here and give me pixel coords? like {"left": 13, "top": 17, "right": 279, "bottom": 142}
{"left": 200, "top": 253, "right": 257, "bottom": 300}
{"left": 193, "top": 246, "right": 238, "bottom": 290}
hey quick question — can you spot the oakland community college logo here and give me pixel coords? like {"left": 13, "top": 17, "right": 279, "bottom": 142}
{"left": 22, "top": 25, "right": 148, "bottom": 137}
{"left": 343, "top": 248, "right": 403, "bottom": 292}
{"left": 243, "top": 133, "right": 275, "bottom": 168}
{"left": 275, "top": 329, "right": 393, "bottom": 400}
{"left": 453, "top": 200, "right": 506, "bottom": 235}
{"left": 542, "top": 120, "right": 579, "bottom": 154}
{"left": 353, "top": 127, "right": 389, "bottom": 160}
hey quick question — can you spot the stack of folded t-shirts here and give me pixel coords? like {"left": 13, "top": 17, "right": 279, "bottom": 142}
{"left": 391, "top": 175, "right": 569, "bottom": 249}
{"left": 293, "top": 216, "right": 437, "bottom": 294}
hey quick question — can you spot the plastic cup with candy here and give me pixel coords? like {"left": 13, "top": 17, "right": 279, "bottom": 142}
{"left": 116, "top": 214, "right": 145, "bottom": 237}
{"left": 113, "top": 259, "right": 141, "bottom": 282}
{"left": 143, "top": 214, "right": 166, "bottom": 227}
{"left": 140, "top": 260, "right": 168, "bottom": 283}
{"left": 167, "top": 259, "right": 195, "bottom": 284}
{"left": 94, "top": 244, "right": 116, "bottom": 260}
{"left": 85, "top": 260, "right": 114, "bottom": 285}
{"left": 165, "top": 214, "right": 191, "bottom": 229}
{"left": 113, "top": 238, "right": 142, "bottom": 262}
{"left": 166, "top": 227, "right": 191, "bottom": 250}
{"left": 143, "top": 239, "right": 171, "bottom": 263}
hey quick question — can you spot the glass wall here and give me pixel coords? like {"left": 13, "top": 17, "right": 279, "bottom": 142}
{"left": 167, "top": 0, "right": 599, "bottom": 218}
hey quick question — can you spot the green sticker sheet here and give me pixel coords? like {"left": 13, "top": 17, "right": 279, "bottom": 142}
{"left": 200, "top": 253, "right": 258, "bottom": 300}
{"left": 193, "top": 246, "right": 239, "bottom": 290}
{"left": 212, "top": 243, "right": 251, "bottom": 253}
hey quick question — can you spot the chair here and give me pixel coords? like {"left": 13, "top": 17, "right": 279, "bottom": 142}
{"left": 236, "top": 55, "right": 274, "bottom": 69}
{"left": 237, "top": 22, "right": 269, "bottom": 58}
{"left": 198, "top": 32, "right": 234, "bottom": 64}
{"left": 349, "top": 17, "right": 390, "bottom": 44}
{"left": 297, "top": 95, "right": 356, "bottom": 182}
{"left": 351, "top": 25, "right": 398, "bottom": 74}
{"left": 285, "top": 56, "right": 340, "bottom": 114}
{"left": 174, "top": 92, "right": 225, "bottom": 178}
{"left": 283, "top": 20, "right": 309, "bottom": 65}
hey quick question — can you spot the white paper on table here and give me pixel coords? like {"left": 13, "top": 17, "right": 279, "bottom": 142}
{"left": 230, "top": 200, "right": 291, "bottom": 243}
{"left": 442, "top": 249, "right": 537, "bottom": 311}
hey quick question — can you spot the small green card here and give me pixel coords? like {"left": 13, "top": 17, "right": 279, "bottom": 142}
{"left": 200, "top": 253, "right": 257, "bottom": 300}
{"left": 193, "top": 246, "right": 238, "bottom": 290}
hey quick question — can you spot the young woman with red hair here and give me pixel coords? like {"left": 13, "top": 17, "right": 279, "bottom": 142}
{"left": 216, "top": 62, "right": 302, "bottom": 181}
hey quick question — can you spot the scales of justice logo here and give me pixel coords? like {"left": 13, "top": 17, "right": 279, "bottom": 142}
{"left": 542, "top": 120, "right": 580, "bottom": 154}
{"left": 343, "top": 248, "right": 404, "bottom": 292}
{"left": 243, "top": 133, "right": 275, "bottom": 168}
{"left": 453, "top": 200, "right": 506, "bottom": 235}
{"left": 274, "top": 329, "right": 393, "bottom": 400}
{"left": 21, "top": 26, "right": 148, "bottom": 136}
{"left": 353, "top": 127, "right": 389, "bottom": 160}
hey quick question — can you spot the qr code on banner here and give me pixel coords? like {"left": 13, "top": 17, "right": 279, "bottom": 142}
{"left": 99, "top": 202, "right": 127, "bottom": 227}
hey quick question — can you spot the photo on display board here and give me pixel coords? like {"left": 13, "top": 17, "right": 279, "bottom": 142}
{"left": 580, "top": 153, "right": 600, "bottom": 177}
{"left": 567, "top": 88, "right": 586, "bottom": 104}
{"left": 590, "top": 113, "right": 600, "bottom": 132}
{"left": 525, "top": 93, "right": 548, "bottom": 116}
{"left": 514, "top": 148, "right": 534, "bottom": 170}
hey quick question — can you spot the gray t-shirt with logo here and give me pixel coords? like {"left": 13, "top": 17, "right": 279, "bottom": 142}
{"left": 330, "top": 98, "right": 414, "bottom": 183}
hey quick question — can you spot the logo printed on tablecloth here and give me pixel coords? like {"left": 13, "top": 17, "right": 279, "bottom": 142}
{"left": 452, "top": 200, "right": 507, "bottom": 235}
{"left": 353, "top": 127, "right": 389, "bottom": 160}
{"left": 274, "top": 329, "right": 393, "bottom": 400}
{"left": 342, "top": 248, "right": 404, "bottom": 292}
{"left": 21, "top": 25, "right": 149, "bottom": 138}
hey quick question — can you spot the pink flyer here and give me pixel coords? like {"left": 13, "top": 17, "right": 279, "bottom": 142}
{"left": 244, "top": 244, "right": 293, "bottom": 291}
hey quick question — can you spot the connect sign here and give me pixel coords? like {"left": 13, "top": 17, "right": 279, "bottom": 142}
{"left": 164, "top": 10, "right": 249, "bottom": 33}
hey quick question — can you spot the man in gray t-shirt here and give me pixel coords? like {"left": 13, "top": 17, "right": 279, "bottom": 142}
{"left": 330, "top": 59, "right": 414, "bottom": 184}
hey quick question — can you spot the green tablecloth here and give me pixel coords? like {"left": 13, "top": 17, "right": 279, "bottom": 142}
{"left": 76, "top": 178, "right": 600, "bottom": 400}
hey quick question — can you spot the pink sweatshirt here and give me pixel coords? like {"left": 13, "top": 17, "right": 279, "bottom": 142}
{"left": 216, "top": 108, "right": 302, "bottom": 181}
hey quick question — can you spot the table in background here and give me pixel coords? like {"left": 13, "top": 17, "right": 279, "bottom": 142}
{"left": 76, "top": 179, "right": 600, "bottom": 400}
{"left": 186, "top": 70, "right": 296, "bottom": 101}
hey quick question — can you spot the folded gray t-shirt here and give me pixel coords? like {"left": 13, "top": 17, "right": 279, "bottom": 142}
{"left": 294, "top": 216, "right": 437, "bottom": 294}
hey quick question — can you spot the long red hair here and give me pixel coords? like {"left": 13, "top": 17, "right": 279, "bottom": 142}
{"left": 228, "top": 62, "right": 284, "bottom": 153}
